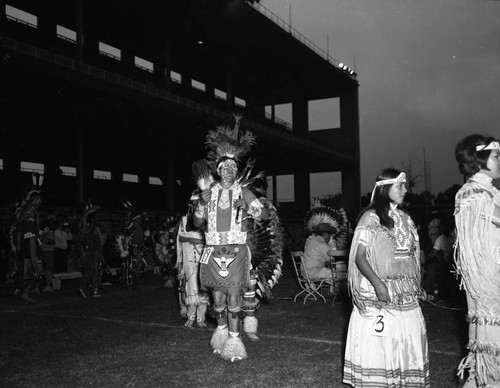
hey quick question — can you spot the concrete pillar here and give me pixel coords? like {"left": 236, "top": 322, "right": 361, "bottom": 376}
{"left": 292, "top": 98, "right": 308, "bottom": 135}
{"left": 340, "top": 86, "right": 361, "bottom": 218}
{"left": 121, "top": 50, "right": 136, "bottom": 73}
{"left": 205, "top": 83, "right": 215, "bottom": 98}
{"left": 165, "top": 141, "right": 175, "bottom": 213}
{"left": 340, "top": 87, "right": 360, "bottom": 151}
{"left": 75, "top": 124, "right": 85, "bottom": 204}
{"left": 341, "top": 167, "right": 361, "bottom": 222}
{"left": 181, "top": 70, "right": 191, "bottom": 89}
{"left": 153, "top": 39, "right": 171, "bottom": 88}
{"left": 37, "top": 2, "right": 56, "bottom": 46}
{"left": 247, "top": 99, "right": 265, "bottom": 118}
{"left": 75, "top": 112, "right": 97, "bottom": 205}
{"left": 0, "top": 0, "right": 6, "bottom": 34}
{"left": 294, "top": 171, "right": 310, "bottom": 213}
{"left": 226, "top": 72, "right": 234, "bottom": 111}
{"left": 1, "top": 128, "right": 20, "bottom": 177}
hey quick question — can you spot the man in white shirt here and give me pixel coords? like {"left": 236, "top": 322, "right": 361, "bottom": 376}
{"left": 54, "top": 221, "right": 73, "bottom": 273}
{"left": 303, "top": 222, "right": 337, "bottom": 280}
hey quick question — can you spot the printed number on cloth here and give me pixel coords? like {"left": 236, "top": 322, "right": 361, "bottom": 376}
{"left": 200, "top": 247, "right": 214, "bottom": 265}
{"left": 369, "top": 312, "right": 389, "bottom": 337}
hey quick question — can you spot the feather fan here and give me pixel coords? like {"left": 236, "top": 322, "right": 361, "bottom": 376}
{"left": 115, "top": 234, "right": 131, "bottom": 258}
{"left": 192, "top": 158, "right": 214, "bottom": 191}
{"left": 9, "top": 225, "right": 19, "bottom": 253}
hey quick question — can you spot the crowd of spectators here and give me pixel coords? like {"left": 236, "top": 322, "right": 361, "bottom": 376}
{"left": 0, "top": 197, "right": 179, "bottom": 302}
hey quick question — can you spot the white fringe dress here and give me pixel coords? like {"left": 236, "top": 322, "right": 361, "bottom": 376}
{"left": 176, "top": 216, "right": 209, "bottom": 318}
{"left": 343, "top": 206, "right": 430, "bottom": 387}
{"left": 454, "top": 172, "right": 500, "bottom": 387}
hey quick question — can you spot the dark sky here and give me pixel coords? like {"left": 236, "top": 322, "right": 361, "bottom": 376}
{"left": 262, "top": 0, "right": 500, "bottom": 195}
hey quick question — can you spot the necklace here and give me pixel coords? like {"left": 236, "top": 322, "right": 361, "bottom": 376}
{"left": 218, "top": 189, "right": 230, "bottom": 210}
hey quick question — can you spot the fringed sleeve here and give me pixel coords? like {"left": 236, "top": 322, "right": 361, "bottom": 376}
{"left": 409, "top": 217, "right": 421, "bottom": 272}
{"left": 347, "top": 211, "right": 377, "bottom": 311}
{"left": 454, "top": 187, "right": 500, "bottom": 308}
{"left": 175, "top": 218, "right": 186, "bottom": 280}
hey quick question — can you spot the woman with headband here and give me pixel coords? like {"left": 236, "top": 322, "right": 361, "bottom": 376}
{"left": 454, "top": 134, "right": 500, "bottom": 387}
{"left": 343, "top": 168, "right": 429, "bottom": 387}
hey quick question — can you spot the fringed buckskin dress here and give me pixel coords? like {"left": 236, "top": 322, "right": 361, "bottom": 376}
{"left": 343, "top": 205, "right": 430, "bottom": 387}
{"left": 454, "top": 172, "right": 500, "bottom": 387}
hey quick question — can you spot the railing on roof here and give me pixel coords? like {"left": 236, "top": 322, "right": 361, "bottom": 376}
{"left": 250, "top": 3, "right": 357, "bottom": 81}
{"left": 5, "top": 14, "right": 37, "bottom": 29}
{"left": 264, "top": 112, "right": 292, "bottom": 131}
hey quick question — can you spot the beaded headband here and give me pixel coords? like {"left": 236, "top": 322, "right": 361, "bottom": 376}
{"left": 476, "top": 141, "right": 500, "bottom": 152}
{"left": 217, "top": 158, "right": 238, "bottom": 171}
{"left": 375, "top": 172, "right": 406, "bottom": 187}
{"left": 370, "top": 172, "right": 406, "bottom": 202}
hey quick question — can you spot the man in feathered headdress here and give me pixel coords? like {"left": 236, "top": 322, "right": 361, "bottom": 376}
{"left": 76, "top": 202, "right": 103, "bottom": 298}
{"left": 193, "top": 117, "right": 269, "bottom": 362}
{"left": 303, "top": 205, "right": 350, "bottom": 284}
{"left": 115, "top": 201, "right": 149, "bottom": 288}
{"left": 14, "top": 189, "right": 43, "bottom": 302}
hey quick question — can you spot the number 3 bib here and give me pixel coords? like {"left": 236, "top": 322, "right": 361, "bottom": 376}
{"left": 368, "top": 310, "right": 393, "bottom": 337}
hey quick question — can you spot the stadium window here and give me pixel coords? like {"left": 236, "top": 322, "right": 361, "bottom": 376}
{"left": 135, "top": 56, "right": 154, "bottom": 73}
{"left": 93, "top": 170, "right": 111, "bottom": 180}
{"left": 191, "top": 79, "right": 206, "bottom": 92}
{"left": 265, "top": 104, "right": 293, "bottom": 131}
{"left": 275, "top": 103, "right": 292, "bottom": 125}
{"left": 56, "top": 25, "right": 76, "bottom": 43}
{"left": 98, "top": 42, "right": 121, "bottom": 61}
{"left": 276, "top": 175, "right": 294, "bottom": 203}
{"left": 20, "top": 161, "right": 44, "bottom": 174}
{"left": 170, "top": 70, "right": 182, "bottom": 83}
{"left": 235, "top": 97, "right": 246, "bottom": 108}
{"left": 215, "top": 89, "right": 227, "bottom": 101}
{"left": 148, "top": 177, "right": 162, "bottom": 186}
{"left": 308, "top": 98, "right": 340, "bottom": 130}
{"left": 123, "top": 173, "right": 138, "bottom": 183}
{"left": 60, "top": 165, "right": 76, "bottom": 177}
{"left": 5, "top": 5, "right": 37, "bottom": 28}
{"left": 310, "top": 172, "right": 341, "bottom": 198}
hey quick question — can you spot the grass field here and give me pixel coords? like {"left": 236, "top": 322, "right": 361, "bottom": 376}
{"left": 0, "top": 260, "right": 467, "bottom": 388}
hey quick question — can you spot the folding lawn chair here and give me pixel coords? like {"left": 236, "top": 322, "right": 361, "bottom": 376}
{"left": 328, "top": 250, "right": 349, "bottom": 307}
{"left": 291, "top": 251, "right": 329, "bottom": 304}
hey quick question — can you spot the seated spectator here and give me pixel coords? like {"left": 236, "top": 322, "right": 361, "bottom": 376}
{"left": 428, "top": 211, "right": 442, "bottom": 246}
{"left": 77, "top": 204, "right": 103, "bottom": 298}
{"left": 54, "top": 219, "right": 73, "bottom": 273}
{"left": 40, "top": 219, "right": 55, "bottom": 292}
{"left": 78, "top": 223, "right": 104, "bottom": 298}
{"left": 303, "top": 223, "right": 337, "bottom": 281}
{"left": 427, "top": 216, "right": 457, "bottom": 302}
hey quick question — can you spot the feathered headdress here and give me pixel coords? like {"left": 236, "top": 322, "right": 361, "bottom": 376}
{"left": 304, "top": 206, "right": 350, "bottom": 250}
{"left": 246, "top": 197, "right": 284, "bottom": 302}
{"left": 13, "top": 188, "right": 42, "bottom": 221}
{"left": 205, "top": 115, "right": 256, "bottom": 172}
{"left": 119, "top": 198, "right": 141, "bottom": 221}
